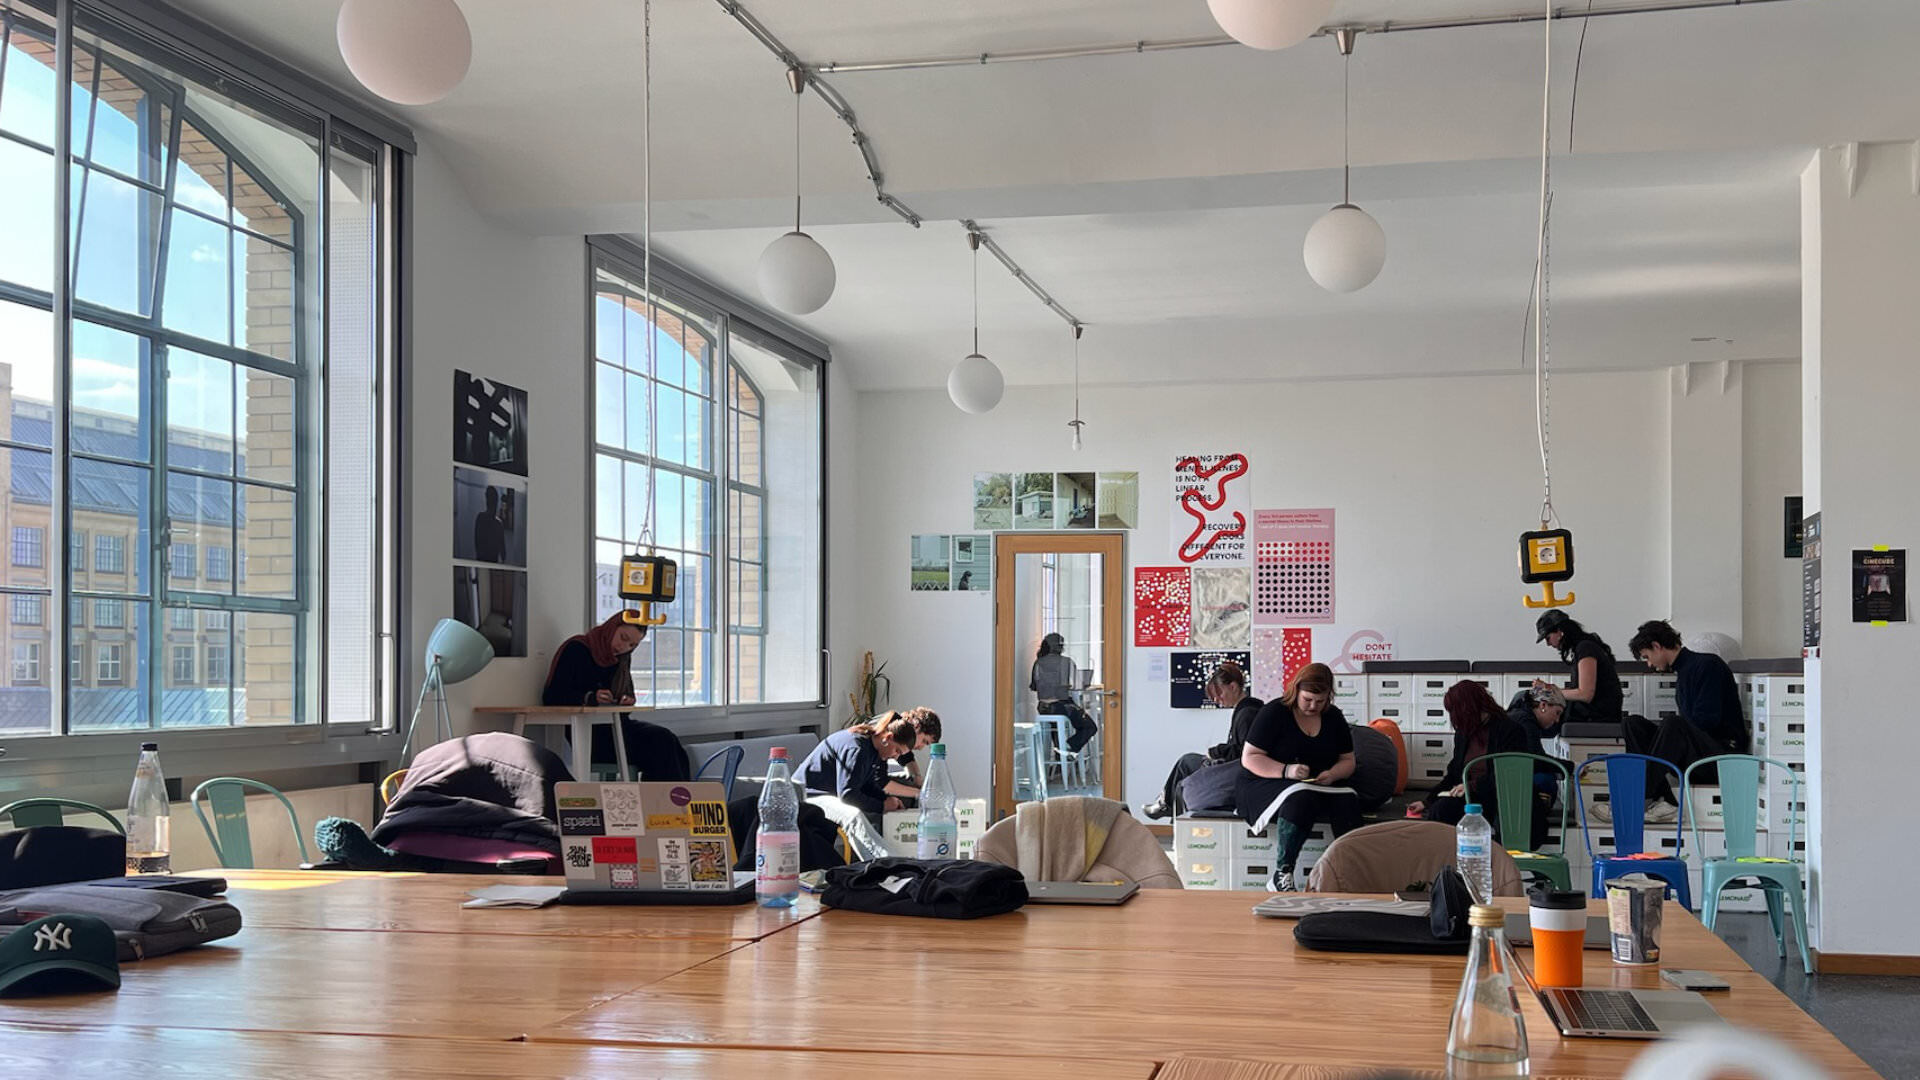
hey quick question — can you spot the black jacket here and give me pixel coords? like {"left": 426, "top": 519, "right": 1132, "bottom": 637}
{"left": 1674, "top": 648, "right": 1749, "bottom": 752}
{"left": 1206, "top": 695, "right": 1267, "bottom": 763}
{"left": 371, "top": 732, "right": 571, "bottom": 853}
{"left": 799, "top": 729, "right": 889, "bottom": 814}
{"left": 1431, "top": 711, "right": 1544, "bottom": 801}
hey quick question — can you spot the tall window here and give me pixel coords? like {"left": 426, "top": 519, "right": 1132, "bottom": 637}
{"left": 11, "top": 527, "right": 42, "bottom": 567}
{"left": 12, "top": 644, "right": 40, "bottom": 685}
{"left": 589, "top": 246, "right": 823, "bottom": 712}
{"left": 205, "top": 545, "right": 230, "bottom": 581}
{"left": 169, "top": 644, "right": 194, "bottom": 685}
{"left": 0, "top": 2, "right": 399, "bottom": 738}
{"left": 11, "top": 594, "right": 42, "bottom": 625}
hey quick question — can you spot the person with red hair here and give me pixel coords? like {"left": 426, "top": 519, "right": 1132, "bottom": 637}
{"left": 1408, "top": 680, "right": 1554, "bottom": 849}
{"left": 541, "top": 612, "right": 691, "bottom": 780}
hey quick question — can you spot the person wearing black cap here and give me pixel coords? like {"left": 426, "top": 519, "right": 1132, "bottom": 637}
{"left": 1531, "top": 610, "right": 1623, "bottom": 731}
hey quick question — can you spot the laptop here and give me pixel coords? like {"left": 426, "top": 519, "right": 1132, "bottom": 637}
{"left": 1516, "top": 945, "right": 1725, "bottom": 1039}
{"left": 1503, "top": 912, "right": 1611, "bottom": 950}
{"left": 554, "top": 781, "right": 755, "bottom": 905}
{"left": 1025, "top": 881, "right": 1139, "bottom": 906}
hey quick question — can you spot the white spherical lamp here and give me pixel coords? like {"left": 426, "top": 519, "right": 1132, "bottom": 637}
{"left": 947, "top": 353, "right": 1004, "bottom": 414}
{"left": 1207, "top": 0, "right": 1337, "bottom": 51}
{"left": 1302, "top": 204, "right": 1386, "bottom": 293}
{"left": 756, "top": 231, "right": 837, "bottom": 315}
{"left": 337, "top": 0, "right": 472, "bottom": 106}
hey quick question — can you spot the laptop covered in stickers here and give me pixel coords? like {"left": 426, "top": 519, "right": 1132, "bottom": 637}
{"left": 553, "top": 781, "right": 756, "bottom": 905}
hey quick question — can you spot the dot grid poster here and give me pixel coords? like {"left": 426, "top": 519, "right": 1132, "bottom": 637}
{"left": 1253, "top": 508, "right": 1335, "bottom": 625}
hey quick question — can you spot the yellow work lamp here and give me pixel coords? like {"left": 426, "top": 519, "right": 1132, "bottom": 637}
{"left": 619, "top": 550, "right": 677, "bottom": 626}
{"left": 1520, "top": 528, "right": 1575, "bottom": 609}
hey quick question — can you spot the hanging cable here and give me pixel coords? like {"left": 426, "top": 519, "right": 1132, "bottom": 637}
{"left": 1533, "top": 0, "right": 1556, "bottom": 531}
{"left": 970, "top": 230, "right": 980, "bottom": 354}
{"left": 789, "top": 65, "right": 803, "bottom": 233}
{"left": 1068, "top": 325, "right": 1085, "bottom": 451}
{"left": 639, "top": 0, "right": 658, "bottom": 552}
{"left": 1568, "top": 0, "right": 1598, "bottom": 153}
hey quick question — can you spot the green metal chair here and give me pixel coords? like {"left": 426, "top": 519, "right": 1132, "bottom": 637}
{"left": 1465, "top": 751, "right": 1572, "bottom": 891}
{"left": 0, "top": 797, "right": 125, "bottom": 834}
{"left": 190, "top": 777, "right": 310, "bottom": 869}
{"left": 1685, "top": 754, "right": 1811, "bottom": 974}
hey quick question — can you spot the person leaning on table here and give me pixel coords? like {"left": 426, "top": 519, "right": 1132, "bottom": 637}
{"left": 1233, "top": 662, "right": 1362, "bottom": 893}
{"left": 541, "top": 611, "right": 691, "bottom": 780}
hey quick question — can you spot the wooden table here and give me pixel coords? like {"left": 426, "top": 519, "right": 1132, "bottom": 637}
{"left": 0, "top": 873, "right": 1874, "bottom": 1078}
{"left": 472, "top": 704, "right": 650, "bottom": 780}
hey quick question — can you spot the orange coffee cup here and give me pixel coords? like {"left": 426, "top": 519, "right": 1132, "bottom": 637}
{"left": 1529, "top": 887, "right": 1587, "bottom": 988}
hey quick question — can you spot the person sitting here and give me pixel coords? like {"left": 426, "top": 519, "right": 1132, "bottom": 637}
{"left": 541, "top": 612, "right": 690, "bottom": 781}
{"left": 1143, "top": 661, "right": 1262, "bottom": 820}
{"left": 1531, "top": 609, "right": 1624, "bottom": 728}
{"left": 1407, "top": 680, "right": 1556, "bottom": 850}
{"left": 1030, "top": 632, "right": 1097, "bottom": 753}
{"left": 1620, "top": 619, "right": 1749, "bottom": 821}
{"left": 799, "top": 712, "right": 923, "bottom": 828}
{"left": 878, "top": 707, "right": 944, "bottom": 807}
{"left": 1233, "top": 663, "right": 1362, "bottom": 892}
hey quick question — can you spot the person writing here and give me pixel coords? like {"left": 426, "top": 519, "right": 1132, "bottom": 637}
{"left": 541, "top": 612, "right": 691, "bottom": 780}
{"left": 1531, "top": 610, "right": 1623, "bottom": 727}
{"left": 878, "top": 707, "right": 944, "bottom": 804}
{"left": 1233, "top": 663, "right": 1361, "bottom": 892}
{"left": 1408, "top": 681, "right": 1557, "bottom": 850}
{"left": 799, "top": 712, "right": 926, "bottom": 821}
{"left": 1031, "top": 632, "right": 1097, "bottom": 753}
{"left": 1142, "top": 661, "right": 1261, "bottom": 820}
{"left": 1616, "top": 619, "right": 1749, "bottom": 822}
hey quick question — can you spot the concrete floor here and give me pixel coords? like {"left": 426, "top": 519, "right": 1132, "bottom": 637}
{"left": 1714, "top": 911, "right": 1920, "bottom": 1078}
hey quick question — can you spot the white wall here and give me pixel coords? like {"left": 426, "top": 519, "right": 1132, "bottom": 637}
{"left": 1741, "top": 361, "right": 1803, "bottom": 657}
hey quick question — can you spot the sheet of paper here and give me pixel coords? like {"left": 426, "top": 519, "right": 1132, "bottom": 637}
{"left": 462, "top": 884, "right": 568, "bottom": 909}
{"left": 1146, "top": 653, "right": 1169, "bottom": 683}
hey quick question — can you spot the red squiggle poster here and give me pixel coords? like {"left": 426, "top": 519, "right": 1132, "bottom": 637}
{"left": 1171, "top": 453, "right": 1251, "bottom": 565}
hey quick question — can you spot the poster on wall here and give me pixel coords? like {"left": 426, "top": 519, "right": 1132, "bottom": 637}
{"left": 1096, "top": 472, "right": 1140, "bottom": 529}
{"left": 1784, "top": 496, "right": 1804, "bottom": 559}
{"left": 1170, "top": 650, "right": 1251, "bottom": 709}
{"left": 453, "top": 370, "right": 529, "bottom": 477}
{"left": 1013, "top": 472, "right": 1055, "bottom": 530}
{"left": 910, "top": 534, "right": 951, "bottom": 591}
{"left": 1056, "top": 472, "right": 1097, "bottom": 529}
{"left": 1134, "top": 566, "right": 1192, "bottom": 647}
{"left": 1171, "top": 453, "right": 1250, "bottom": 565}
{"left": 1802, "top": 512, "right": 1822, "bottom": 648}
{"left": 1316, "top": 626, "right": 1398, "bottom": 674}
{"left": 1851, "top": 548, "right": 1907, "bottom": 624}
{"left": 453, "top": 566, "right": 528, "bottom": 657}
{"left": 1253, "top": 508, "right": 1335, "bottom": 625}
{"left": 973, "top": 474, "right": 1012, "bottom": 530}
{"left": 1190, "top": 567, "right": 1252, "bottom": 648}
{"left": 1251, "top": 627, "right": 1314, "bottom": 699}
{"left": 452, "top": 467, "right": 528, "bottom": 567}
{"left": 951, "top": 534, "right": 992, "bottom": 592}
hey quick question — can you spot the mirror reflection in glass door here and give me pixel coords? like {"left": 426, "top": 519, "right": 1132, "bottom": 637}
{"left": 1012, "top": 552, "right": 1107, "bottom": 801}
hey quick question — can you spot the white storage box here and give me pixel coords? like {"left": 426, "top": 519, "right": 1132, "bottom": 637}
{"left": 1179, "top": 856, "right": 1230, "bottom": 890}
{"left": 1681, "top": 785, "right": 1727, "bottom": 831}
{"left": 882, "top": 797, "right": 990, "bottom": 858}
{"left": 1645, "top": 674, "right": 1680, "bottom": 718}
{"left": 1756, "top": 716, "right": 1807, "bottom": 762}
{"left": 1498, "top": 672, "right": 1566, "bottom": 705}
{"left": 1616, "top": 675, "right": 1648, "bottom": 719}
{"left": 1368, "top": 675, "right": 1413, "bottom": 708}
{"left": 1173, "top": 816, "right": 1232, "bottom": 860}
{"left": 1332, "top": 674, "right": 1367, "bottom": 717}
{"left": 1413, "top": 705, "right": 1453, "bottom": 735}
{"left": 1374, "top": 704, "right": 1414, "bottom": 732}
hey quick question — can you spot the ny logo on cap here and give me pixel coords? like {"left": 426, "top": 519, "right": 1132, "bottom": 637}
{"left": 32, "top": 922, "right": 72, "bottom": 952}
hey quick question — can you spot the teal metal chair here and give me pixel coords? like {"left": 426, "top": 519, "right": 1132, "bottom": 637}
{"left": 1686, "top": 754, "right": 1811, "bottom": 974}
{"left": 190, "top": 777, "right": 310, "bottom": 869}
{"left": 1466, "top": 752, "right": 1572, "bottom": 890}
{"left": 0, "top": 797, "right": 125, "bottom": 834}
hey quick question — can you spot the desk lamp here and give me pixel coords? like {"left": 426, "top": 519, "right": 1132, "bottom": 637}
{"left": 401, "top": 618, "right": 495, "bottom": 761}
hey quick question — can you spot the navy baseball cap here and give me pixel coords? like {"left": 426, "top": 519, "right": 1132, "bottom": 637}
{"left": 0, "top": 913, "right": 120, "bottom": 996}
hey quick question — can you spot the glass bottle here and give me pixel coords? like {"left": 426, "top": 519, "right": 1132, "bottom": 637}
{"left": 1446, "top": 903, "right": 1530, "bottom": 1079}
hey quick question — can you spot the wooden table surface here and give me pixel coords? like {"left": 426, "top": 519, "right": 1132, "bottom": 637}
{"left": 0, "top": 872, "right": 1874, "bottom": 1078}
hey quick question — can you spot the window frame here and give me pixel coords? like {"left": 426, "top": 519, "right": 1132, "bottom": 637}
{"left": 583, "top": 238, "right": 828, "bottom": 730}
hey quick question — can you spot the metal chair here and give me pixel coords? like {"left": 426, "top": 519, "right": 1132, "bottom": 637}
{"left": 1574, "top": 753, "right": 1692, "bottom": 909}
{"left": 1467, "top": 751, "right": 1572, "bottom": 890}
{"left": 0, "top": 797, "right": 124, "bottom": 834}
{"left": 1686, "top": 754, "right": 1812, "bottom": 973}
{"left": 191, "top": 777, "right": 310, "bottom": 869}
{"left": 695, "top": 746, "right": 746, "bottom": 800}
{"left": 378, "top": 769, "right": 409, "bottom": 806}
{"left": 1012, "top": 721, "right": 1048, "bottom": 802}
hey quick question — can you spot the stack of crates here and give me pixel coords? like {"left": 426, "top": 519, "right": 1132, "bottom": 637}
{"left": 1173, "top": 815, "right": 1333, "bottom": 890}
{"left": 1331, "top": 672, "right": 1368, "bottom": 720}
{"left": 1365, "top": 661, "right": 1472, "bottom": 790}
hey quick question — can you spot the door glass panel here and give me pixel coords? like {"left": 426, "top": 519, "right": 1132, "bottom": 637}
{"left": 1012, "top": 551, "right": 1107, "bottom": 802}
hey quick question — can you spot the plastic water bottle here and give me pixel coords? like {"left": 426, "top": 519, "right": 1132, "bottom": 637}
{"left": 126, "top": 742, "right": 172, "bottom": 874}
{"left": 916, "top": 743, "right": 958, "bottom": 860}
{"left": 1446, "top": 903, "right": 1530, "bottom": 1078}
{"left": 1456, "top": 802, "right": 1494, "bottom": 905}
{"left": 755, "top": 748, "right": 800, "bottom": 907}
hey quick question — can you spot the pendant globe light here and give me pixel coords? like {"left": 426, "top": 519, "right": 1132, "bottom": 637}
{"left": 1207, "top": 0, "right": 1336, "bottom": 51}
{"left": 757, "top": 67, "right": 837, "bottom": 315}
{"left": 336, "top": 0, "right": 472, "bottom": 106}
{"left": 1302, "top": 29, "right": 1386, "bottom": 293}
{"left": 947, "top": 232, "right": 1004, "bottom": 414}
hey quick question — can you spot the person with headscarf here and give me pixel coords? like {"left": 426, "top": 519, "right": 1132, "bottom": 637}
{"left": 1408, "top": 680, "right": 1554, "bottom": 849}
{"left": 1030, "top": 632, "right": 1096, "bottom": 752}
{"left": 541, "top": 612, "right": 691, "bottom": 781}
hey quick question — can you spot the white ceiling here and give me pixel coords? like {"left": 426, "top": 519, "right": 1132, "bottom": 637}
{"left": 169, "top": 0, "right": 1920, "bottom": 388}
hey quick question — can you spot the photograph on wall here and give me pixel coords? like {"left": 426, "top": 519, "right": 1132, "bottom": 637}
{"left": 910, "top": 534, "right": 951, "bottom": 591}
{"left": 1171, "top": 453, "right": 1250, "bottom": 565}
{"left": 1013, "top": 472, "right": 1055, "bottom": 530}
{"left": 1251, "top": 628, "right": 1314, "bottom": 700}
{"left": 453, "top": 565, "right": 528, "bottom": 657}
{"left": 1190, "top": 566, "right": 1252, "bottom": 648}
{"left": 1096, "top": 472, "right": 1140, "bottom": 530}
{"left": 452, "top": 467, "right": 528, "bottom": 567}
{"left": 1171, "top": 650, "right": 1251, "bottom": 710}
{"left": 951, "top": 533, "right": 992, "bottom": 592}
{"left": 1252, "top": 508, "right": 1335, "bottom": 625}
{"left": 1056, "top": 472, "right": 1097, "bottom": 529}
{"left": 973, "top": 473, "right": 1012, "bottom": 530}
{"left": 1802, "top": 512, "right": 1822, "bottom": 648}
{"left": 1133, "top": 566, "right": 1192, "bottom": 647}
{"left": 1851, "top": 548, "right": 1907, "bottom": 624}
{"left": 453, "top": 370, "right": 530, "bottom": 477}
{"left": 1784, "top": 496, "right": 1804, "bottom": 558}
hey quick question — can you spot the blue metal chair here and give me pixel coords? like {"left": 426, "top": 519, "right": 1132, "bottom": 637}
{"left": 0, "top": 797, "right": 125, "bottom": 834}
{"left": 1574, "top": 753, "right": 1691, "bottom": 910}
{"left": 695, "top": 746, "right": 746, "bottom": 801}
{"left": 190, "top": 777, "right": 310, "bottom": 869}
{"left": 1686, "top": 754, "right": 1811, "bottom": 974}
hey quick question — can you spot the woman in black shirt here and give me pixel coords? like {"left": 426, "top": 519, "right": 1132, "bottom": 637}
{"left": 1408, "top": 680, "right": 1556, "bottom": 849}
{"left": 1233, "top": 663, "right": 1361, "bottom": 891}
{"left": 541, "top": 613, "right": 690, "bottom": 780}
{"left": 1532, "top": 610, "right": 1622, "bottom": 727}
{"left": 1143, "top": 661, "right": 1262, "bottom": 820}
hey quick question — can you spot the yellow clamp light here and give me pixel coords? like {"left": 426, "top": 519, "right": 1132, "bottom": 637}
{"left": 1520, "top": 528, "right": 1576, "bottom": 609}
{"left": 619, "top": 551, "right": 677, "bottom": 627}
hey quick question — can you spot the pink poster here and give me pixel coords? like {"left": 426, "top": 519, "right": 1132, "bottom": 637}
{"left": 1133, "top": 566, "right": 1192, "bottom": 647}
{"left": 1252, "top": 627, "right": 1316, "bottom": 699}
{"left": 1253, "top": 508, "right": 1335, "bottom": 625}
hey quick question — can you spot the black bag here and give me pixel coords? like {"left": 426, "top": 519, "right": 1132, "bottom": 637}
{"left": 0, "top": 883, "right": 242, "bottom": 959}
{"left": 1179, "top": 761, "right": 1243, "bottom": 814}
{"left": 0, "top": 827, "right": 125, "bottom": 889}
{"left": 822, "top": 857, "right": 1028, "bottom": 920}
{"left": 1293, "top": 867, "right": 1474, "bottom": 955}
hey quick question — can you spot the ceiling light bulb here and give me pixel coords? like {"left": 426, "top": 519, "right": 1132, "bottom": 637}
{"left": 1303, "top": 203, "right": 1386, "bottom": 293}
{"left": 336, "top": 0, "right": 472, "bottom": 106}
{"left": 948, "top": 353, "right": 1004, "bottom": 414}
{"left": 1206, "top": 0, "right": 1337, "bottom": 51}
{"left": 757, "top": 231, "right": 836, "bottom": 315}
{"left": 1070, "top": 421, "right": 1084, "bottom": 451}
